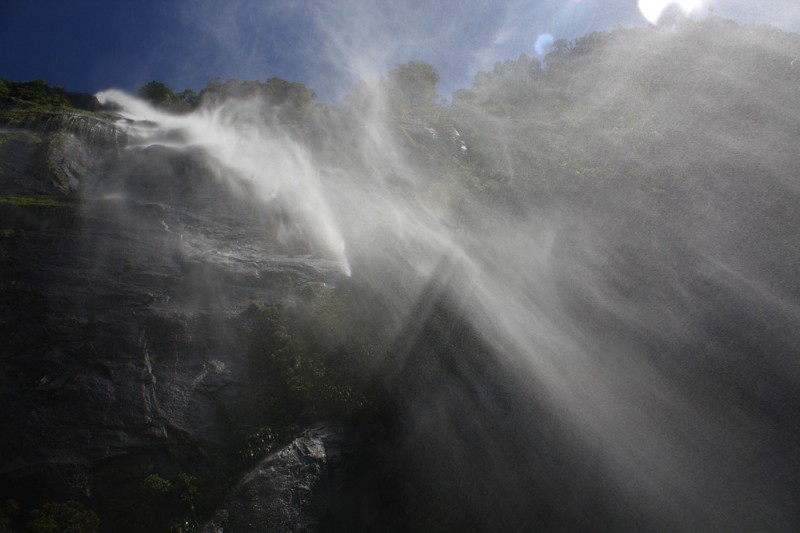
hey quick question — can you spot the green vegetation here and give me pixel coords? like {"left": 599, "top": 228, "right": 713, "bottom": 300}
{"left": 143, "top": 474, "right": 200, "bottom": 533}
{"left": 0, "top": 499, "right": 99, "bottom": 533}
{"left": 135, "top": 76, "right": 317, "bottom": 124}
{"left": 0, "top": 79, "right": 68, "bottom": 109}
{"left": 143, "top": 474, "right": 174, "bottom": 494}
{"left": 0, "top": 130, "right": 38, "bottom": 147}
{"left": 125, "top": 281, "right": 391, "bottom": 530}
{"left": 243, "top": 285, "right": 380, "bottom": 425}
{"left": 342, "top": 60, "right": 441, "bottom": 119}
{"left": 239, "top": 426, "right": 278, "bottom": 461}
{"left": 0, "top": 196, "right": 72, "bottom": 208}
{"left": 2, "top": 16, "right": 799, "bottom": 532}
{"left": 198, "top": 76, "right": 317, "bottom": 126}
{"left": 0, "top": 108, "right": 61, "bottom": 130}
{"left": 26, "top": 501, "right": 99, "bottom": 533}
{"left": 137, "top": 81, "right": 197, "bottom": 113}
{"left": 0, "top": 500, "right": 20, "bottom": 533}
{"left": 0, "top": 78, "right": 98, "bottom": 113}
{"left": 387, "top": 60, "right": 440, "bottom": 110}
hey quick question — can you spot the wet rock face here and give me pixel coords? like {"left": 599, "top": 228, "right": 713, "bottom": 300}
{"left": 0, "top": 130, "right": 42, "bottom": 194}
{"left": 0, "top": 112, "right": 126, "bottom": 194}
{"left": 202, "top": 425, "right": 347, "bottom": 532}
{"left": 0, "top": 113, "right": 345, "bottom": 526}
{"left": 42, "top": 132, "right": 89, "bottom": 192}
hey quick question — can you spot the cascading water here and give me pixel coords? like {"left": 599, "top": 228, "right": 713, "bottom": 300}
{"left": 97, "top": 89, "right": 351, "bottom": 275}
{"left": 3, "top": 2, "right": 800, "bottom": 530}
{"left": 91, "top": 18, "right": 800, "bottom": 529}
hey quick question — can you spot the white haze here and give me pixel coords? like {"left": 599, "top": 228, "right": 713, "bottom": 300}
{"left": 171, "top": 0, "right": 800, "bottom": 102}
{"left": 97, "top": 8, "right": 799, "bottom": 530}
{"left": 97, "top": 89, "right": 350, "bottom": 275}
{"left": 638, "top": 0, "right": 710, "bottom": 24}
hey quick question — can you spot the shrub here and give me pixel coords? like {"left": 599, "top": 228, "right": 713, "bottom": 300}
{"left": 26, "top": 501, "right": 99, "bottom": 533}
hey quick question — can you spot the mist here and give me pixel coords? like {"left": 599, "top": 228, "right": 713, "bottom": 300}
{"left": 82, "top": 11, "right": 800, "bottom": 531}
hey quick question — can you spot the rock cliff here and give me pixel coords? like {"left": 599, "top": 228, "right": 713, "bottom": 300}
{"left": 0, "top": 107, "right": 353, "bottom": 531}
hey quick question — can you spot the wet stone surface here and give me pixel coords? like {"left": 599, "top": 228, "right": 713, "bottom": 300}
{"left": 0, "top": 114, "right": 348, "bottom": 527}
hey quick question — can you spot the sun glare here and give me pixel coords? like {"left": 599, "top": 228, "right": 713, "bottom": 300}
{"left": 638, "top": 0, "right": 707, "bottom": 25}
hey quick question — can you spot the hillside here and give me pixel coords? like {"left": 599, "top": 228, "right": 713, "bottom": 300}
{"left": 1, "top": 18, "right": 800, "bottom": 532}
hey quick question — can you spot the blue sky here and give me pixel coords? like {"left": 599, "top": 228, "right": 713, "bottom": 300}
{"left": 1, "top": 0, "right": 798, "bottom": 102}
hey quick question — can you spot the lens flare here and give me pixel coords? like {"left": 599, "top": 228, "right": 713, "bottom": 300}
{"left": 535, "top": 33, "right": 555, "bottom": 57}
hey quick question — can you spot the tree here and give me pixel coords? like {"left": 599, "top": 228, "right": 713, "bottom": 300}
{"left": 387, "top": 61, "right": 439, "bottom": 109}
{"left": 138, "top": 81, "right": 198, "bottom": 113}
{"left": 177, "top": 89, "right": 198, "bottom": 108}
{"left": 137, "top": 80, "right": 178, "bottom": 109}
{"left": 196, "top": 77, "right": 315, "bottom": 124}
